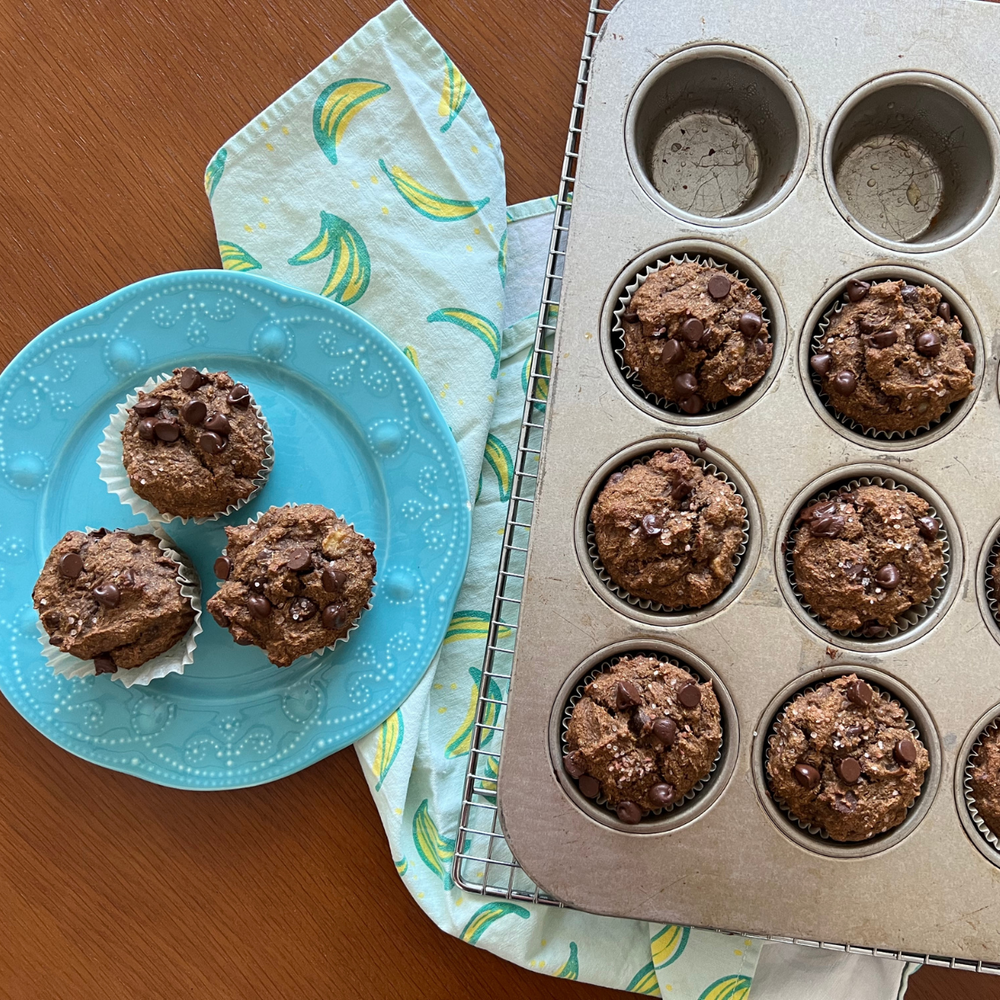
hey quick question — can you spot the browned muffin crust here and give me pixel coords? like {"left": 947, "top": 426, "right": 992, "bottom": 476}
{"left": 969, "top": 726, "right": 1000, "bottom": 839}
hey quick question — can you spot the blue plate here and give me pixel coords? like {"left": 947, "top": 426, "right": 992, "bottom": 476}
{"left": 0, "top": 270, "right": 471, "bottom": 789}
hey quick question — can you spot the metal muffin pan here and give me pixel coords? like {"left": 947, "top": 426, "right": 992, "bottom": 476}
{"left": 498, "top": 0, "right": 1000, "bottom": 965}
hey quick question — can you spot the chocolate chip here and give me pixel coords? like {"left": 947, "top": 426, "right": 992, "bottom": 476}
{"left": 836, "top": 757, "right": 862, "bottom": 783}
{"left": 875, "top": 564, "right": 900, "bottom": 589}
{"left": 227, "top": 383, "right": 252, "bottom": 409}
{"left": 662, "top": 339, "right": 684, "bottom": 363}
{"left": 181, "top": 399, "right": 207, "bottom": 425}
{"left": 133, "top": 397, "right": 161, "bottom": 418}
{"left": 616, "top": 800, "right": 642, "bottom": 824}
{"left": 901, "top": 284, "right": 919, "bottom": 303}
{"left": 622, "top": 309, "right": 639, "bottom": 324}
{"left": 154, "top": 419, "right": 180, "bottom": 442}
{"left": 845, "top": 724, "right": 864, "bottom": 738}
{"left": 679, "top": 394, "right": 704, "bottom": 415}
{"left": 138, "top": 418, "right": 157, "bottom": 441}
{"left": 831, "top": 790, "right": 858, "bottom": 814}
{"left": 739, "top": 312, "right": 762, "bottom": 337}
{"left": 200, "top": 431, "right": 226, "bottom": 454}
{"left": 179, "top": 367, "right": 207, "bottom": 390}
{"left": 210, "top": 608, "right": 231, "bottom": 628}
{"left": 674, "top": 373, "right": 698, "bottom": 397}
{"left": 578, "top": 774, "right": 600, "bottom": 798}
{"left": 843, "top": 561, "right": 865, "bottom": 581}
{"left": 707, "top": 274, "right": 731, "bottom": 299}
{"left": 563, "top": 751, "right": 587, "bottom": 779}
{"left": 615, "top": 679, "right": 642, "bottom": 710}
{"left": 810, "top": 353, "right": 833, "bottom": 376}
{"left": 248, "top": 594, "right": 272, "bottom": 619}
{"left": 648, "top": 783, "right": 676, "bottom": 808}
{"left": 213, "top": 556, "right": 231, "bottom": 580}
{"left": 831, "top": 371, "right": 857, "bottom": 395}
{"left": 792, "top": 763, "right": 820, "bottom": 788}
{"left": 917, "top": 517, "right": 939, "bottom": 540}
{"left": 916, "top": 331, "right": 941, "bottom": 357}
{"left": 894, "top": 738, "right": 917, "bottom": 766}
{"left": 290, "top": 597, "right": 317, "bottom": 622}
{"left": 250, "top": 577, "right": 267, "bottom": 594}
{"left": 846, "top": 679, "right": 873, "bottom": 707}
{"left": 678, "top": 683, "right": 701, "bottom": 708}
{"left": 322, "top": 603, "right": 350, "bottom": 630}
{"left": 812, "top": 515, "right": 845, "bottom": 538}
{"left": 680, "top": 317, "right": 705, "bottom": 344}
{"left": 93, "top": 583, "right": 120, "bottom": 608}
{"left": 204, "top": 412, "right": 232, "bottom": 436}
{"left": 845, "top": 279, "right": 870, "bottom": 302}
{"left": 671, "top": 479, "right": 693, "bottom": 502}
{"left": 640, "top": 513, "right": 663, "bottom": 538}
{"left": 802, "top": 501, "right": 836, "bottom": 522}
{"left": 322, "top": 567, "right": 348, "bottom": 592}
{"left": 93, "top": 654, "right": 116, "bottom": 674}
{"left": 938, "top": 301, "right": 952, "bottom": 321}
{"left": 871, "top": 329, "right": 898, "bottom": 348}
{"left": 652, "top": 716, "right": 677, "bottom": 748}
{"left": 634, "top": 708, "right": 653, "bottom": 732}
{"left": 286, "top": 547, "right": 311, "bottom": 571}
{"left": 754, "top": 338, "right": 767, "bottom": 355}
{"left": 58, "top": 552, "right": 84, "bottom": 578}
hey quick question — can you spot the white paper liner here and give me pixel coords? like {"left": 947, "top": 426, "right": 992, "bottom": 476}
{"left": 765, "top": 677, "right": 924, "bottom": 841}
{"left": 963, "top": 718, "right": 1000, "bottom": 851}
{"left": 810, "top": 278, "right": 973, "bottom": 440}
{"left": 587, "top": 451, "right": 749, "bottom": 613}
{"left": 98, "top": 368, "right": 275, "bottom": 524}
{"left": 985, "top": 533, "right": 1000, "bottom": 627}
{"left": 612, "top": 254, "right": 772, "bottom": 415}
{"left": 36, "top": 523, "right": 203, "bottom": 687}
{"left": 561, "top": 652, "right": 722, "bottom": 823}
{"left": 784, "top": 476, "right": 950, "bottom": 640}
{"left": 212, "top": 503, "right": 375, "bottom": 665}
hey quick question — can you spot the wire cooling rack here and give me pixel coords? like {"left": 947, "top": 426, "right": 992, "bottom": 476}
{"left": 452, "top": 0, "right": 1000, "bottom": 974}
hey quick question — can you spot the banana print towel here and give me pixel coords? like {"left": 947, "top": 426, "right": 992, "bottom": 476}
{"left": 204, "top": 3, "right": 916, "bottom": 997}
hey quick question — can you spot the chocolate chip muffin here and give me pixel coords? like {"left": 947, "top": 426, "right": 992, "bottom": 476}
{"left": 564, "top": 655, "right": 722, "bottom": 824}
{"left": 121, "top": 368, "right": 270, "bottom": 520}
{"left": 207, "top": 504, "right": 376, "bottom": 667}
{"left": 33, "top": 529, "right": 197, "bottom": 673}
{"left": 791, "top": 485, "right": 944, "bottom": 634}
{"left": 590, "top": 449, "right": 746, "bottom": 608}
{"left": 621, "top": 260, "right": 771, "bottom": 412}
{"left": 767, "top": 674, "right": 929, "bottom": 842}
{"left": 969, "top": 726, "right": 1000, "bottom": 839}
{"left": 811, "top": 279, "right": 974, "bottom": 434}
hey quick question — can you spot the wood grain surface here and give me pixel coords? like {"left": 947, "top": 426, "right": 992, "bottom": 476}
{"left": 0, "top": 1, "right": 991, "bottom": 997}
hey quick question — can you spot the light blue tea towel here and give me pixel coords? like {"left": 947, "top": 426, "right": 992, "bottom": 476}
{"left": 204, "top": 3, "right": 917, "bottom": 997}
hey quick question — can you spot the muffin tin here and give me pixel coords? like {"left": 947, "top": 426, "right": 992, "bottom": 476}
{"left": 498, "top": 0, "right": 1000, "bottom": 965}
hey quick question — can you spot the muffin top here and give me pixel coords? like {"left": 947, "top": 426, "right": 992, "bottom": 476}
{"left": 206, "top": 504, "right": 376, "bottom": 667}
{"left": 564, "top": 655, "right": 721, "bottom": 823}
{"left": 590, "top": 449, "right": 746, "bottom": 609}
{"left": 121, "top": 368, "right": 268, "bottom": 520}
{"left": 32, "top": 529, "right": 196, "bottom": 672}
{"left": 969, "top": 726, "right": 1000, "bottom": 840}
{"left": 621, "top": 260, "right": 771, "bottom": 411}
{"left": 767, "top": 674, "right": 929, "bottom": 843}
{"left": 811, "top": 279, "right": 974, "bottom": 434}
{"left": 792, "top": 485, "right": 944, "bottom": 634}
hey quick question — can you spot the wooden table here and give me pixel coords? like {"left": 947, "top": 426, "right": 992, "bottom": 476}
{"left": 0, "top": 2, "right": 991, "bottom": 997}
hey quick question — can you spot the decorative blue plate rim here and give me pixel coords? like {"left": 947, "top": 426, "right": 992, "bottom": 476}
{"left": 0, "top": 269, "right": 472, "bottom": 789}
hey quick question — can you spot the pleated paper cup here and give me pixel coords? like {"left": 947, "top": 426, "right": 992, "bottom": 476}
{"left": 964, "top": 718, "right": 1000, "bottom": 854}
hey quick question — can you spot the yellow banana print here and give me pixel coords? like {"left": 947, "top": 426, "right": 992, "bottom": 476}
{"left": 698, "top": 976, "right": 752, "bottom": 1000}
{"left": 403, "top": 345, "right": 419, "bottom": 370}
{"left": 479, "top": 754, "right": 499, "bottom": 796}
{"left": 204, "top": 147, "right": 227, "bottom": 200}
{"left": 379, "top": 159, "right": 489, "bottom": 222}
{"left": 459, "top": 902, "right": 529, "bottom": 944}
{"left": 484, "top": 433, "right": 513, "bottom": 501}
{"left": 445, "top": 664, "right": 505, "bottom": 758}
{"left": 287, "top": 212, "right": 371, "bottom": 305}
{"left": 427, "top": 308, "right": 500, "bottom": 378}
{"left": 219, "top": 241, "right": 262, "bottom": 272}
{"left": 651, "top": 924, "right": 690, "bottom": 968}
{"left": 627, "top": 961, "right": 660, "bottom": 995}
{"left": 372, "top": 709, "right": 404, "bottom": 791}
{"left": 522, "top": 342, "right": 551, "bottom": 405}
{"left": 444, "top": 611, "right": 511, "bottom": 645}
{"left": 394, "top": 856, "right": 408, "bottom": 877}
{"left": 412, "top": 799, "right": 455, "bottom": 890}
{"left": 497, "top": 228, "right": 507, "bottom": 287}
{"left": 313, "top": 78, "right": 390, "bottom": 165}
{"left": 555, "top": 942, "right": 579, "bottom": 980}
{"left": 438, "top": 55, "right": 469, "bottom": 133}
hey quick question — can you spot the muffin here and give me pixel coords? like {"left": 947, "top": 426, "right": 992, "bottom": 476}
{"left": 992, "top": 556, "right": 1000, "bottom": 624}
{"left": 621, "top": 260, "right": 771, "bottom": 412}
{"left": 590, "top": 449, "right": 746, "bottom": 608}
{"left": 564, "top": 655, "right": 721, "bottom": 824}
{"left": 969, "top": 726, "right": 1000, "bottom": 839}
{"left": 207, "top": 504, "right": 376, "bottom": 667}
{"left": 120, "top": 368, "right": 269, "bottom": 519}
{"left": 767, "top": 674, "right": 929, "bottom": 842}
{"left": 33, "top": 528, "right": 197, "bottom": 674}
{"left": 811, "top": 279, "right": 974, "bottom": 434}
{"left": 791, "top": 485, "right": 944, "bottom": 634}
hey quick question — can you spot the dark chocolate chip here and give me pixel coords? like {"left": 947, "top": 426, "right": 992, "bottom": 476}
{"left": 634, "top": 708, "right": 653, "bottom": 732}
{"left": 93, "top": 583, "right": 120, "bottom": 609}
{"left": 812, "top": 515, "right": 845, "bottom": 538}
{"left": 322, "top": 603, "right": 350, "bottom": 630}
{"left": 648, "top": 782, "right": 676, "bottom": 808}
{"left": 875, "top": 564, "right": 900, "bottom": 589}
{"left": 917, "top": 517, "right": 939, "bottom": 540}
{"left": 938, "top": 301, "right": 952, "bottom": 321}
{"left": 248, "top": 594, "right": 272, "bottom": 619}
{"left": 871, "top": 329, "right": 898, "bottom": 348}
{"left": 845, "top": 279, "right": 870, "bottom": 302}
{"left": 286, "top": 547, "right": 311, "bottom": 571}
{"left": 901, "top": 284, "right": 919, "bottom": 303}
{"left": 640, "top": 513, "right": 663, "bottom": 538}
{"left": 616, "top": 801, "right": 643, "bottom": 824}
{"left": 204, "top": 411, "right": 232, "bottom": 435}
{"left": 831, "top": 790, "right": 858, "bottom": 813}
{"left": 739, "top": 312, "right": 762, "bottom": 337}
{"left": 810, "top": 353, "right": 833, "bottom": 376}
{"left": 120, "top": 568, "right": 136, "bottom": 590}
{"left": 831, "top": 371, "right": 857, "bottom": 395}
{"left": 802, "top": 501, "right": 836, "bottom": 522}
{"left": 845, "top": 724, "right": 864, "bottom": 738}
{"left": 916, "top": 331, "right": 941, "bottom": 357}
{"left": 615, "top": 679, "right": 642, "bottom": 710}
{"left": 133, "top": 397, "right": 161, "bottom": 418}
{"left": 578, "top": 774, "right": 600, "bottom": 798}
{"left": 671, "top": 479, "right": 693, "bottom": 502}
{"left": 679, "top": 394, "right": 704, "bottom": 415}
{"left": 836, "top": 757, "right": 862, "bottom": 783}
{"left": 680, "top": 317, "right": 705, "bottom": 344}
{"left": 662, "top": 339, "right": 685, "bottom": 363}
{"left": 622, "top": 309, "right": 639, "bottom": 323}
{"left": 674, "top": 373, "right": 698, "bottom": 397}
{"left": 845, "top": 679, "right": 873, "bottom": 708}
{"left": 210, "top": 608, "right": 231, "bottom": 628}
{"left": 652, "top": 716, "right": 677, "bottom": 748}
{"left": 843, "top": 561, "right": 866, "bottom": 581}
{"left": 792, "top": 763, "right": 820, "bottom": 789}
{"left": 707, "top": 274, "right": 731, "bottom": 299}
{"left": 200, "top": 431, "right": 226, "bottom": 454}
{"left": 754, "top": 337, "right": 767, "bottom": 355}
{"left": 894, "top": 738, "right": 917, "bottom": 766}
{"left": 227, "top": 383, "right": 252, "bottom": 409}
{"left": 563, "top": 751, "right": 587, "bottom": 779}
{"left": 678, "top": 683, "right": 701, "bottom": 708}
{"left": 250, "top": 577, "right": 267, "bottom": 594}
{"left": 138, "top": 418, "right": 157, "bottom": 441}
{"left": 93, "top": 654, "right": 116, "bottom": 675}
{"left": 154, "top": 419, "right": 180, "bottom": 442}
{"left": 179, "top": 367, "right": 206, "bottom": 390}
{"left": 322, "top": 567, "right": 348, "bottom": 593}
{"left": 213, "top": 556, "right": 232, "bottom": 580}
{"left": 181, "top": 399, "right": 207, "bottom": 425}
{"left": 58, "top": 552, "right": 84, "bottom": 578}
{"left": 289, "top": 597, "right": 317, "bottom": 622}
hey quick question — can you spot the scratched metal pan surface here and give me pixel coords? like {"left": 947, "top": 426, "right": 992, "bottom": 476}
{"left": 498, "top": 0, "right": 1000, "bottom": 964}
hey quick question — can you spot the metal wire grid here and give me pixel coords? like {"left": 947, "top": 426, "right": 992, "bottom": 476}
{"left": 451, "top": 0, "right": 1000, "bottom": 975}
